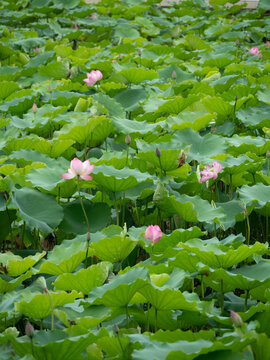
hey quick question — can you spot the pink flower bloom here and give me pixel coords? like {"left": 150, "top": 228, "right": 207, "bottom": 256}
{"left": 112, "top": 59, "right": 116, "bottom": 62}
{"left": 200, "top": 160, "right": 222, "bottom": 183}
{"left": 83, "top": 70, "right": 103, "bottom": 87}
{"left": 249, "top": 47, "right": 259, "bottom": 56}
{"left": 144, "top": 225, "right": 162, "bottom": 245}
{"left": 266, "top": 41, "right": 270, "bottom": 49}
{"left": 61, "top": 158, "right": 94, "bottom": 181}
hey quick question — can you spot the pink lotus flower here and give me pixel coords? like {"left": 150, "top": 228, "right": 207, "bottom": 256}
{"left": 266, "top": 41, "right": 270, "bottom": 49}
{"left": 249, "top": 47, "right": 259, "bottom": 56}
{"left": 61, "top": 158, "right": 94, "bottom": 181}
{"left": 144, "top": 225, "right": 162, "bottom": 245}
{"left": 200, "top": 160, "right": 222, "bottom": 183}
{"left": 83, "top": 70, "right": 103, "bottom": 87}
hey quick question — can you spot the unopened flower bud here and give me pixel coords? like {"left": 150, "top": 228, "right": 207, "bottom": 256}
{"left": 266, "top": 150, "right": 270, "bottom": 158}
{"left": 230, "top": 311, "right": 243, "bottom": 327}
{"left": 48, "top": 85, "right": 52, "bottom": 92}
{"left": 113, "top": 324, "right": 119, "bottom": 334}
{"left": 35, "top": 47, "right": 39, "bottom": 54}
{"left": 155, "top": 148, "right": 161, "bottom": 158}
{"left": 235, "top": 94, "right": 238, "bottom": 101}
{"left": 36, "top": 276, "right": 48, "bottom": 295}
{"left": 25, "top": 321, "right": 35, "bottom": 338}
{"left": 138, "top": 48, "right": 142, "bottom": 56}
{"left": 118, "top": 54, "right": 122, "bottom": 61}
{"left": 235, "top": 39, "right": 239, "bottom": 45}
{"left": 32, "top": 103, "right": 38, "bottom": 113}
{"left": 243, "top": 208, "right": 248, "bottom": 217}
{"left": 87, "top": 232, "right": 90, "bottom": 242}
{"left": 172, "top": 70, "right": 177, "bottom": 79}
{"left": 125, "top": 134, "right": 131, "bottom": 145}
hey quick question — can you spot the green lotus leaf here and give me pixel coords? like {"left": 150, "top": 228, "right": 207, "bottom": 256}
{"left": 169, "top": 251, "right": 207, "bottom": 273}
{"left": 10, "top": 330, "right": 94, "bottom": 360}
{"left": 0, "top": 81, "right": 20, "bottom": 100}
{"left": 114, "top": 24, "right": 140, "bottom": 39}
{"left": 149, "top": 328, "right": 215, "bottom": 342}
{"left": 55, "top": 305, "right": 110, "bottom": 330}
{"left": 92, "top": 164, "right": 152, "bottom": 192}
{"left": 42, "top": 90, "right": 85, "bottom": 107}
{"left": 0, "top": 270, "right": 33, "bottom": 295}
{"left": 91, "top": 235, "right": 137, "bottom": 263}
{"left": 155, "top": 95, "right": 199, "bottom": 115}
{"left": 114, "top": 88, "right": 147, "bottom": 111}
{"left": 37, "top": 241, "right": 86, "bottom": 275}
{"left": 26, "top": 164, "right": 77, "bottom": 197}
{"left": 227, "top": 135, "right": 270, "bottom": 156}
{"left": 92, "top": 93, "right": 126, "bottom": 118}
{"left": 159, "top": 193, "right": 226, "bottom": 224}
{"left": 96, "top": 335, "right": 130, "bottom": 358}
{"left": 172, "top": 129, "right": 227, "bottom": 162}
{"left": 53, "top": 262, "right": 110, "bottom": 294}
{"left": 137, "top": 149, "right": 181, "bottom": 172}
{"left": 239, "top": 183, "right": 270, "bottom": 209}
{"left": 169, "top": 112, "right": 216, "bottom": 131}
{"left": 0, "top": 95, "right": 36, "bottom": 116}
{"left": 222, "top": 155, "right": 261, "bottom": 175}
{"left": 158, "top": 65, "right": 195, "bottom": 83}
{"left": 55, "top": 115, "right": 113, "bottom": 147}
{"left": 178, "top": 240, "right": 268, "bottom": 269}
{"left": 118, "top": 68, "right": 158, "bottom": 83}
{"left": 83, "top": 267, "right": 149, "bottom": 307}
{"left": 237, "top": 105, "right": 270, "bottom": 129}
{"left": 0, "top": 251, "right": 46, "bottom": 277}
{"left": 39, "top": 60, "right": 69, "bottom": 80}
{"left": 59, "top": 199, "right": 111, "bottom": 235}
{"left": 15, "top": 290, "right": 82, "bottom": 319}
{"left": 258, "top": 88, "right": 270, "bottom": 104}
{"left": 11, "top": 187, "right": 63, "bottom": 234}
{"left": 112, "top": 117, "right": 162, "bottom": 136}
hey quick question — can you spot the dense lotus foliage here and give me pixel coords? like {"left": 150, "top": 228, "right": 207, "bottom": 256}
{"left": 0, "top": 0, "right": 270, "bottom": 358}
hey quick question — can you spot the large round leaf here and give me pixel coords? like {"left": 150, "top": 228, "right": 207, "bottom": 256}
{"left": 11, "top": 188, "right": 63, "bottom": 234}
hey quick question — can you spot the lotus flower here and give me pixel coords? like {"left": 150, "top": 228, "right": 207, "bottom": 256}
{"left": 249, "top": 47, "right": 259, "bottom": 56}
{"left": 61, "top": 158, "right": 94, "bottom": 180}
{"left": 144, "top": 225, "right": 162, "bottom": 245}
{"left": 83, "top": 70, "right": 103, "bottom": 87}
{"left": 32, "top": 103, "right": 38, "bottom": 113}
{"left": 266, "top": 41, "right": 270, "bottom": 49}
{"left": 200, "top": 160, "right": 222, "bottom": 183}
{"left": 230, "top": 311, "right": 243, "bottom": 327}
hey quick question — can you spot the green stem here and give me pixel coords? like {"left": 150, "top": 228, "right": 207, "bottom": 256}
{"left": 126, "top": 305, "right": 129, "bottom": 328}
{"left": 246, "top": 212, "right": 250, "bottom": 246}
{"left": 77, "top": 179, "right": 91, "bottom": 268}
{"left": 229, "top": 173, "right": 233, "bottom": 200}
{"left": 155, "top": 307, "right": 158, "bottom": 332}
{"left": 126, "top": 145, "right": 129, "bottom": 166}
{"left": 220, "top": 279, "right": 224, "bottom": 314}
{"left": 114, "top": 192, "right": 119, "bottom": 226}
{"left": 191, "top": 278, "right": 194, "bottom": 293}
{"left": 150, "top": 244, "right": 154, "bottom": 265}
{"left": 201, "top": 275, "right": 204, "bottom": 298}
{"left": 244, "top": 290, "right": 249, "bottom": 312}
{"left": 20, "top": 221, "right": 26, "bottom": 250}
{"left": 48, "top": 292, "right": 54, "bottom": 331}
{"left": 146, "top": 302, "right": 150, "bottom": 332}
{"left": 117, "top": 333, "right": 125, "bottom": 354}
{"left": 266, "top": 208, "right": 269, "bottom": 242}
{"left": 122, "top": 192, "right": 125, "bottom": 226}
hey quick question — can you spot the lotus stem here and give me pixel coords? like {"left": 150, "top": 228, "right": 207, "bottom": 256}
{"left": 48, "top": 291, "right": 54, "bottom": 331}
{"left": 244, "top": 290, "right": 249, "bottom": 312}
{"left": 126, "top": 304, "right": 129, "bottom": 328}
{"left": 122, "top": 191, "right": 125, "bottom": 226}
{"left": 114, "top": 192, "right": 119, "bottom": 226}
{"left": 155, "top": 307, "right": 158, "bottom": 332}
{"left": 220, "top": 279, "right": 224, "bottom": 314}
{"left": 77, "top": 180, "right": 91, "bottom": 268}
{"left": 229, "top": 174, "right": 233, "bottom": 200}
{"left": 20, "top": 221, "right": 26, "bottom": 250}
{"left": 201, "top": 275, "right": 204, "bottom": 298}
{"left": 245, "top": 211, "right": 250, "bottom": 247}
{"left": 146, "top": 302, "right": 150, "bottom": 332}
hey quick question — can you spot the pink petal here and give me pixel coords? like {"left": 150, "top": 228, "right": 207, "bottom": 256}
{"left": 80, "top": 175, "right": 93, "bottom": 180}
{"left": 70, "top": 158, "right": 84, "bottom": 175}
{"left": 61, "top": 173, "right": 75, "bottom": 179}
{"left": 82, "top": 160, "right": 94, "bottom": 175}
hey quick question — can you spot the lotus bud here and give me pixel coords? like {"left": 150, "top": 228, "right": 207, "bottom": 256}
{"left": 113, "top": 324, "right": 119, "bottom": 334}
{"left": 125, "top": 134, "right": 131, "bottom": 145}
{"left": 235, "top": 39, "right": 239, "bottom": 46}
{"left": 138, "top": 48, "right": 142, "bottom": 56}
{"left": 243, "top": 208, "right": 248, "bottom": 217}
{"left": 118, "top": 54, "right": 122, "bottom": 61}
{"left": 87, "top": 232, "right": 90, "bottom": 242}
{"left": 120, "top": 223, "right": 127, "bottom": 238}
{"left": 25, "top": 321, "right": 35, "bottom": 339}
{"left": 266, "top": 150, "right": 270, "bottom": 158}
{"left": 32, "top": 103, "right": 38, "bottom": 113}
{"left": 36, "top": 276, "right": 48, "bottom": 295}
{"left": 172, "top": 70, "right": 177, "bottom": 79}
{"left": 230, "top": 311, "right": 243, "bottom": 327}
{"left": 35, "top": 47, "right": 39, "bottom": 54}
{"left": 48, "top": 85, "right": 52, "bottom": 92}
{"left": 235, "top": 94, "right": 238, "bottom": 101}
{"left": 155, "top": 148, "right": 161, "bottom": 158}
